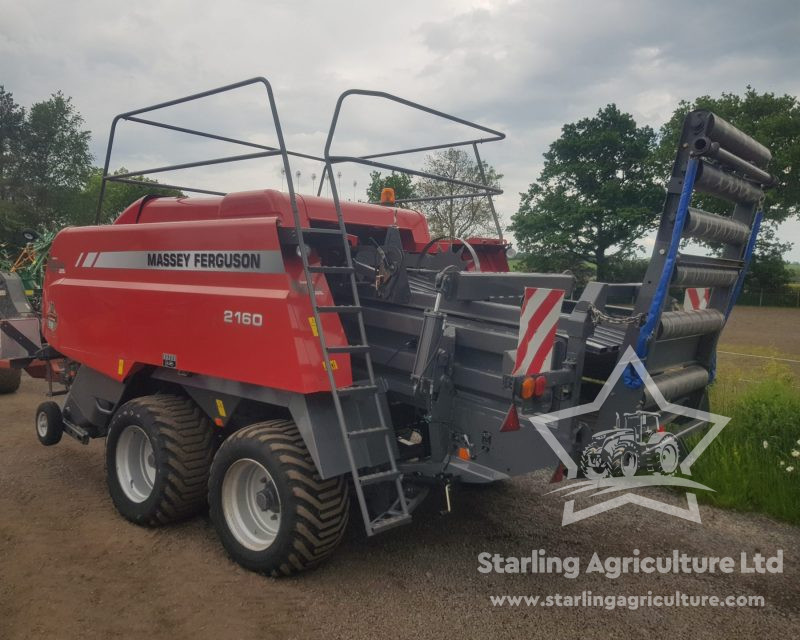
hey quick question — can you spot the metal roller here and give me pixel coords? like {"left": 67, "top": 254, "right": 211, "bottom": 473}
{"left": 683, "top": 208, "right": 751, "bottom": 245}
{"left": 695, "top": 162, "right": 764, "bottom": 204}
{"left": 673, "top": 265, "right": 739, "bottom": 287}
{"left": 644, "top": 365, "right": 709, "bottom": 406}
{"left": 658, "top": 309, "right": 725, "bottom": 340}
{"left": 692, "top": 138, "right": 777, "bottom": 186}
{"left": 696, "top": 111, "right": 772, "bottom": 169}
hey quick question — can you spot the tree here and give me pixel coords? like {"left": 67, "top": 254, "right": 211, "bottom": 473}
{"left": 0, "top": 87, "right": 26, "bottom": 240}
{"left": 658, "top": 88, "right": 800, "bottom": 291}
{"left": 0, "top": 87, "right": 24, "bottom": 204}
{"left": 744, "top": 225, "right": 792, "bottom": 291}
{"left": 14, "top": 92, "right": 93, "bottom": 229}
{"left": 365, "top": 171, "right": 416, "bottom": 205}
{"left": 0, "top": 88, "right": 187, "bottom": 235}
{"left": 511, "top": 104, "right": 663, "bottom": 281}
{"left": 415, "top": 148, "right": 502, "bottom": 238}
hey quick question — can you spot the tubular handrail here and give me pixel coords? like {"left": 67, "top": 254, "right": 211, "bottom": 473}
{"left": 94, "top": 77, "right": 323, "bottom": 223}
{"left": 319, "top": 89, "right": 506, "bottom": 239}
{"left": 95, "top": 80, "right": 508, "bottom": 241}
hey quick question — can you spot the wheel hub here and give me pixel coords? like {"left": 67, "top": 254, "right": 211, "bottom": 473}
{"left": 221, "top": 458, "right": 282, "bottom": 551}
{"left": 255, "top": 485, "right": 279, "bottom": 513}
{"left": 116, "top": 425, "right": 156, "bottom": 503}
{"left": 36, "top": 412, "right": 49, "bottom": 437}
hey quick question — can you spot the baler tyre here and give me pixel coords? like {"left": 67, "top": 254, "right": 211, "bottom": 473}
{"left": 609, "top": 443, "right": 639, "bottom": 478}
{"left": 106, "top": 395, "right": 214, "bottom": 526}
{"left": 0, "top": 368, "right": 22, "bottom": 394}
{"left": 35, "top": 401, "right": 63, "bottom": 446}
{"left": 209, "top": 420, "right": 350, "bottom": 577}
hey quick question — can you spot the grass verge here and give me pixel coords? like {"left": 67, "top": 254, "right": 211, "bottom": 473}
{"left": 689, "top": 360, "right": 800, "bottom": 525}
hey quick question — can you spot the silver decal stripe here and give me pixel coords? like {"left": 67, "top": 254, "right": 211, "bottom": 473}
{"left": 90, "top": 250, "right": 285, "bottom": 273}
{"left": 74, "top": 252, "right": 84, "bottom": 267}
{"left": 82, "top": 252, "right": 97, "bottom": 267}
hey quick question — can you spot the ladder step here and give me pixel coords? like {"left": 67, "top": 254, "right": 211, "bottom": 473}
{"left": 308, "top": 265, "right": 354, "bottom": 274}
{"left": 347, "top": 426, "right": 390, "bottom": 438}
{"left": 359, "top": 469, "right": 401, "bottom": 486}
{"left": 318, "top": 305, "right": 362, "bottom": 314}
{"left": 336, "top": 383, "right": 378, "bottom": 396}
{"left": 327, "top": 344, "right": 370, "bottom": 354}
{"left": 370, "top": 513, "right": 412, "bottom": 534}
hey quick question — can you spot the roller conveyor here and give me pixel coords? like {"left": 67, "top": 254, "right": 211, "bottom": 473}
{"left": 593, "top": 108, "right": 774, "bottom": 428}
{"left": 683, "top": 208, "right": 752, "bottom": 245}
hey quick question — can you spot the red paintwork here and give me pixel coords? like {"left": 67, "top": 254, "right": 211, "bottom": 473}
{"left": 117, "top": 190, "right": 433, "bottom": 251}
{"left": 43, "top": 189, "right": 509, "bottom": 394}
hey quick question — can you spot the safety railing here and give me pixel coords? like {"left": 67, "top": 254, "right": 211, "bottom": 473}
{"left": 94, "top": 77, "right": 321, "bottom": 223}
{"left": 319, "top": 89, "right": 506, "bottom": 239}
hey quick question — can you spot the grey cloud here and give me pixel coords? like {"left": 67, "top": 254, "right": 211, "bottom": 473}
{"left": 1, "top": 0, "right": 798, "bottom": 255}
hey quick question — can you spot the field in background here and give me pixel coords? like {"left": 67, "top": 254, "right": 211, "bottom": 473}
{"left": 691, "top": 306, "right": 800, "bottom": 524}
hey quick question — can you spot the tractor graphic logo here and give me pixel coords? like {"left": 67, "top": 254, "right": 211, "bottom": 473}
{"left": 531, "top": 346, "right": 730, "bottom": 526}
{"left": 579, "top": 411, "right": 681, "bottom": 479}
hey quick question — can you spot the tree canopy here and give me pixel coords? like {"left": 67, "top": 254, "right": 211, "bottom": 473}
{"left": 0, "top": 88, "right": 93, "bottom": 233}
{"left": 415, "top": 148, "right": 502, "bottom": 238}
{"left": 0, "top": 86, "right": 181, "bottom": 243}
{"left": 511, "top": 104, "right": 663, "bottom": 281}
{"left": 366, "top": 149, "right": 502, "bottom": 239}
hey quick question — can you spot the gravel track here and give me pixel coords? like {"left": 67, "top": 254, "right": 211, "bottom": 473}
{"left": 1, "top": 376, "right": 798, "bottom": 639}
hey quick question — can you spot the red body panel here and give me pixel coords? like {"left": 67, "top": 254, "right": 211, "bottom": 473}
{"left": 43, "top": 213, "right": 352, "bottom": 393}
{"left": 43, "top": 189, "right": 509, "bottom": 394}
{"left": 117, "top": 189, "right": 433, "bottom": 251}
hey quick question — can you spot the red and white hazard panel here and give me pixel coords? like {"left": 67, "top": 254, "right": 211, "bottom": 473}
{"left": 683, "top": 287, "right": 711, "bottom": 311}
{"left": 513, "top": 287, "right": 564, "bottom": 376}
{"left": 501, "top": 287, "right": 564, "bottom": 433}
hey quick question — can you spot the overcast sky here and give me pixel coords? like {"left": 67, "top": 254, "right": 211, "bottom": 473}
{"left": 2, "top": 0, "right": 799, "bottom": 259}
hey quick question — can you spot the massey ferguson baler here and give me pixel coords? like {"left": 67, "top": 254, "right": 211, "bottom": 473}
{"left": 5, "top": 78, "right": 777, "bottom": 576}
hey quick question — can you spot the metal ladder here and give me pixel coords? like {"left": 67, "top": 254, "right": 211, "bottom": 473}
{"left": 608, "top": 110, "right": 774, "bottom": 414}
{"left": 299, "top": 87, "right": 504, "bottom": 534}
{"left": 286, "top": 174, "right": 411, "bottom": 536}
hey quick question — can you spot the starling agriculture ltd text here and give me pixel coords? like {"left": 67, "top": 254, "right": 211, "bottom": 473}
{"left": 477, "top": 549, "right": 784, "bottom": 579}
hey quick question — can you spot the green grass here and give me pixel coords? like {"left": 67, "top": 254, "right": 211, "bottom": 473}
{"left": 688, "top": 361, "right": 800, "bottom": 525}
